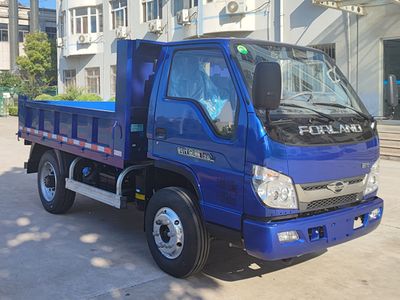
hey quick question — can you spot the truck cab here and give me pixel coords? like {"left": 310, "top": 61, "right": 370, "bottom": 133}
{"left": 19, "top": 38, "right": 385, "bottom": 278}
{"left": 147, "top": 38, "right": 382, "bottom": 262}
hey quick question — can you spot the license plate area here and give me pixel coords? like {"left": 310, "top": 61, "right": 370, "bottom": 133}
{"left": 308, "top": 226, "right": 326, "bottom": 242}
{"left": 353, "top": 215, "right": 365, "bottom": 230}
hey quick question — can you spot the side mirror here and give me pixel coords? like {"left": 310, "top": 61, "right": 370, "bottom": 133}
{"left": 252, "top": 62, "right": 281, "bottom": 110}
{"left": 387, "top": 74, "right": 399, "bottom": 108}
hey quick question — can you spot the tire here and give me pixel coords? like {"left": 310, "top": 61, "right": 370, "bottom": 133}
{"left": 145, "top": 187, "right": 210, "bottom": 278}
{"left": 37, "top": 150, "right": 75, "bottom": 214}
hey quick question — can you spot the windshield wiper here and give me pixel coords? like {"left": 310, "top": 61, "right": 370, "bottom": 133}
{"left": 311, "top": 102, "right": 371, "bottom": 120}
{"left": 279, "top": 103, "right": 335, "bottom": 122}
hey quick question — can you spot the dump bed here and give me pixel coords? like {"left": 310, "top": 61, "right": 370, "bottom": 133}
{"left": 18, "top": 40, "right": 164, "bottom": 169}
{"left": 18, "top": 98, "right": 127, "bottom": 168}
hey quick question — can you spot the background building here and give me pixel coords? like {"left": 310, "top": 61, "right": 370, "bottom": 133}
{"left": 56, "top": 0, "right": 400, "bottom": 122}
{"left": 56, "top": 0, "right": 273, "bottom": 100}
{"left": 0, "top": 0, "right": 56, "bottom": 71}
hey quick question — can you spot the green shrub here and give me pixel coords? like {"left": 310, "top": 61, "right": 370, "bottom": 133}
{"left": 34, "top": 87, "right": 103, "bottom": 102}
{"left": 35, "top": 93, "right": 103, "bottom": 101}
{"left": 8, "top": 105, "right": 18, "bottom": 116}
{"left": 76, "top": 93, "right": 102, "bottom": 101}
{"left": 63, "top": 86, "right": 85, "bottom": 100}
{"left": 42, "top": 86, "right": 57, "bottom": 96}
{"left": 52, "top": 94, "right": 64, "bottom": 100}
{"left": 35, "top": 94, "right": 54, "bottom": 100}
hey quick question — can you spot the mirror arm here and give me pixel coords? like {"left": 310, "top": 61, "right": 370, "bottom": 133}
{"left": 265, "top": 110, "right": 271, "bottom": 128}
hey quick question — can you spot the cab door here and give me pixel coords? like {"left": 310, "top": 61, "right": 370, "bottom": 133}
{"left": 151, "top": 44, "right": 247, "bottom": 230}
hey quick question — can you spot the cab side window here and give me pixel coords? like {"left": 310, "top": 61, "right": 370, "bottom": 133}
{"left": 167, "top": 49, "right": 238, "bottom": 138}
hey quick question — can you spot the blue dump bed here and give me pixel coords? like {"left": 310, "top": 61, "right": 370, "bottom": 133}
{"left": 18, "top": 40, "right": 164, "bottom": 169}
{"left": 18, "top": 99, "right": 125, "bottom": 168}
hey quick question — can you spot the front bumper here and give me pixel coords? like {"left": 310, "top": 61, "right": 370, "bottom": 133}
{"left": 243, "top": 197, "right": 383, "bottom": 261}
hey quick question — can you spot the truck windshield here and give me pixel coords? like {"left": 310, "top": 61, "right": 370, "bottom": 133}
{"left": 231, "top": 42, "right": 370, "bottom": 119}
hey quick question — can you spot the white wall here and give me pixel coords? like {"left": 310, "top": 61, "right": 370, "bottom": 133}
{"left": 57, "top": 0, "right": 273, "bottom": 99}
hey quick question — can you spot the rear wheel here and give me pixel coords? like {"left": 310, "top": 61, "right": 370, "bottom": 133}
{"left": 145, "top": 187, "right": 210, "bottom": 278}
{"left": 37, "top": 151, "right": 75, "bottom": 214}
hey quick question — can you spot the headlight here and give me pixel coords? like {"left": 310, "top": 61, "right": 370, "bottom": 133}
{"left": 252, "top": 165, "right": 298, "bottom": 209}
{"left": 364, "top": 159, "right": 379, "bottom": 196}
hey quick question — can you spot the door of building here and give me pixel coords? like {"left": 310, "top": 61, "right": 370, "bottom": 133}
{"left": 383, "top": 39, "right": 400, "bottom": 121}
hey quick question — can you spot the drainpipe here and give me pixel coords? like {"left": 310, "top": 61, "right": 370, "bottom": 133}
{"left": 197, "top": 0, "right": 203, "bottom": 37}
{"left": 9, "top": 0, "right": 18, "bottom": 72}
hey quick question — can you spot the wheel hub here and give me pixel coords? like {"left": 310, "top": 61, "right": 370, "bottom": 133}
{"left": 44, "top": 175, "right": 55, "bottom": 188}
{"left": 153, "top": 207, "right": 184, "bottom": 259}
{"left": 39, "top": 161, "right": 57, "bottom": 202}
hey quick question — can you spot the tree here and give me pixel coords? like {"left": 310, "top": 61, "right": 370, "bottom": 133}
{"left": 16, "top": 32, "right": 55, "bottom": 98}
{"left": 0, "top": 71, "right": 22, "bottom": 93}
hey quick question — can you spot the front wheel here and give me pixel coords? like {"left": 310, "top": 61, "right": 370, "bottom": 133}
{"left": 145, "top": 187, "right": 210, "bottom": 278}
{"left": 37, "top": 150, "right": 75, "bottom": 214}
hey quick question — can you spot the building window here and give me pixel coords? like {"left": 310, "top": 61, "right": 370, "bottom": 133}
{"left": 98, "top": 6, "right": 103, "bottom": 32}
{"left": 0, "top": 23, "right": 8, "bottom": 42}
{"left": 310, "top": 43, "right": 336, "bottom": 60}
{"left": 18, "top": 25, "right": 29, "bottom": 42}
{"left": 110, "top": 65, "right": 116, "bottom": 98}
{"left": 142, "top": 0, "right": 163, "bottom": 22}
{"left": 46, "top": 27, "right": 57, "bottom": 40}
{"left": 70, "top": 6, "right": 103, "bottom": 34}
{"left": 111, "top": 0, "right": 127, "bottom": 29}
{"left": 63, "top": 69, "right": 76, "bottom": 88}
{"left": 85, "top": 67, "right": 101, "bottom": 95}
{"left": 173, "top": 0, "right": 198, "bottom": 15}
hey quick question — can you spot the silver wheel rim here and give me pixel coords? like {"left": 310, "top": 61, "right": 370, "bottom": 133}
{"left": 153, "top": 207, "right": 184, "bottom": 259}
{"left": 39, "top": 161, "right": 57, "bottom": 202}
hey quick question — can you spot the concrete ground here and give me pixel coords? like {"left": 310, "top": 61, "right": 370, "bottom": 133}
{"left": 0, "top": 116, "right": 399, "bottom": 300}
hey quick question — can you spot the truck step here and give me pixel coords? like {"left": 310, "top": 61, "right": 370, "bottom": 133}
{"left": 378, "top": 124, "right": 400, "bottom": 160}
{"left": 380, "top": 139, "right": 400, "bottom": 149}
{"left": 378, "top": 124, "right": 400, "bottom": 133}
{"left": 379, "top": 132, "right": 400, "bottom": 141}
{"left": 65, "top": 178, "right": 127, "bottom": 209}
{"left": 380, "top": 147, "right": 400, "bottom": 158}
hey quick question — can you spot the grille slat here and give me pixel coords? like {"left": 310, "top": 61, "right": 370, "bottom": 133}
{"left": 302, "top": 184, "right": 328, "bottom": 191}
{"left": 304, "top": 193, "right": 359, "bottom": 211}
{"left": 301, "top": 176, "right": 364, "bottom": 191}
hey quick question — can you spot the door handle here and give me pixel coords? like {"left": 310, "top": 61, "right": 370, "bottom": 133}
{"left": 155, "top": 127, "right": 167, "bottom": 139}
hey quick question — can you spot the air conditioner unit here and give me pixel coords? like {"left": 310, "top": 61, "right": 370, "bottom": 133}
{"left": 148, "top": 19, "right": 162, "bottom": 33}
{"left": 77, "top": 34, "right": 91, "bottom": 44}
{"left": 225, "top": 0, "right": 246, "bottom": 15}
{"left": 115, "top": 26, "right": 128, "bottom": 39}
{"left": 56, "top": 37, "right": 63, "bottom": 47}
{"left": 177, "top": 9, "right": 190, "bottom": 25}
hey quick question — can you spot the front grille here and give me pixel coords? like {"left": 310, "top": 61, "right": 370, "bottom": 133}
{"left": 301, "top": 176, "right": 364, "bottom": 191}
{"left": 304, "top": 193, "right": 359, "bottom": 211}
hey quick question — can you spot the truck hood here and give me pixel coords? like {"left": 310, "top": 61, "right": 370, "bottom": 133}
{"left": 269, "top": 137, "right": 379, "bottom": 184}
{"left": 245, "top": 114, "right": 379, "bottom": 184}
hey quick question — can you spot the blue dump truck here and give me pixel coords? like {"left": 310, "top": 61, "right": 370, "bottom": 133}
{"left": 18, "top": 39, "right": 399, "bottom": 277}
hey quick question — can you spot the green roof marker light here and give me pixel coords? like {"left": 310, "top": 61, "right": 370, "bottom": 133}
{"left": 237, "top": 45, "right": 248, "bottom": 55}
